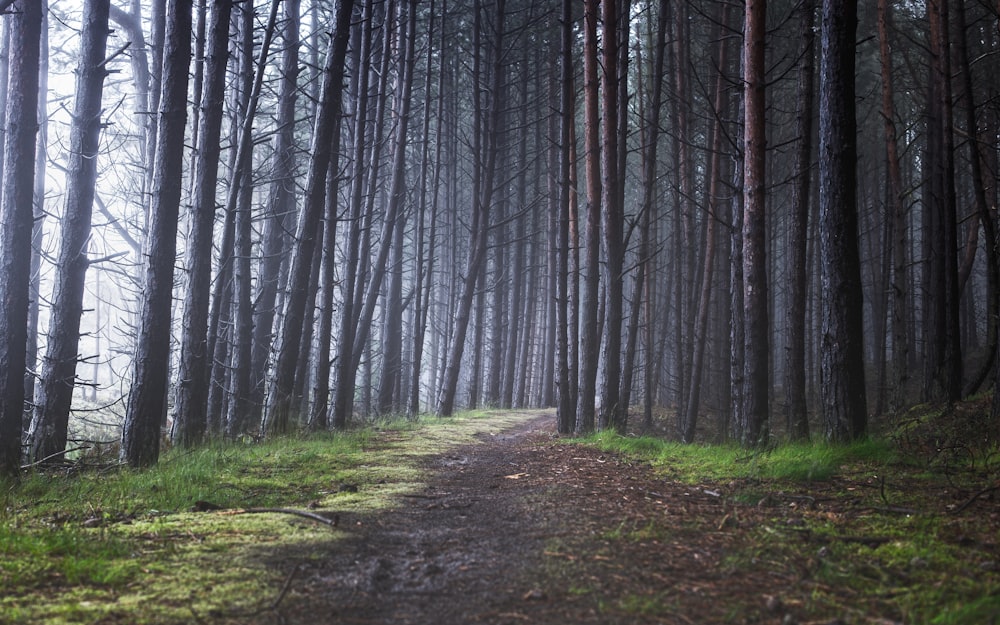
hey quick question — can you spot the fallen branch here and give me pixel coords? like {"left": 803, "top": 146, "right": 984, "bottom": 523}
{"left": 20, "top": 446, "right": 91, "bottom": 470}
{"left": 950, "top": 483, "right": 1000, "bottom": 515}
{"left": 219, "top": 507, "right": 340, "bottom": 527}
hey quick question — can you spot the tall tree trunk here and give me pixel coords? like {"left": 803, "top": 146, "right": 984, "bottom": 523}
{"left": 818, "top": 0, "right": 867, "bottom": 442}
{"left": 407, "top": 0, "right": 441, "bottom": 418}
{"left": 264, "top": 0, "right": 355, "bottom": 434}
{"left": 620, "top": 0, "right": 665, "bottom": 424}
{"left": 28, "top": 0, "right": 112, "bottom": 463}
{"left": 437, "top": 0, "right": 504, "bottom": 417}
{"left": 600, "top": 0, "right": 626, "bottom": 432}
{"left": 555, "top": 0, "right": 576, "bottom": 433}
{"left": 331, "top": 0, "right": 377, "bottom": 429}
{"left": 956, "top": 0, "right": 999, "bottom": 398}
{"left": 24, "top": 3, "right": 47, "bottom": 439}
{"left": 877, "top": 0, "right": 910, "bottom": 413}
{"left": 172, "top": 0, "right": 234, "bottom": 446}
{"left": 923, "top": 0, "right": 962, "bottom": 404}
{"left": 228, "top": 0, "right": 282, "bottom": 435}
{"left": 785, "top": 0, "right": 816, "bottom": 439}
{"left": 682, "top": 4, "right": 731, "bottom": 443}
{"left": 249, "top": 0, "right": 301, "bottom": 427}
{"left": 0, "top": 0, "right": 42, "bottom": 476}
{"left": 740, "top": 0, "right": 769, "bottom": 446}
{"left": 354, "top": 0, "right": 416, "bottom": 418}
{"left": 121, "top": 0, "right": 193, "bottom": 468}
{"left": 576, "top": 0, "right": 601, "bottom": 433}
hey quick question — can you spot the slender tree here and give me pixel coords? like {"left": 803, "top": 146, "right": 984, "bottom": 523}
{"left": 172, "top": 0, "right": 233, "bottom": 447}
{"left": 554, "top": 0, "right": 576, "bottom": 434}
{"left": 575, "top": 0, "right": 601, "bottom": 433}
{"left": 600, "top": 0, "right": 626, "bottom": 432}
{"left": 226, "top": 0, "right": 283, "bottom": 435}
{"left": 437, "top": 0, "right": 504, "bottom": 417}
{"left": 0, "top": 0, "right": 42, "bottom": 476}
{"left": 740, "top": 0, "right": 769, "bottom": 446}
{"left": 784, "top": 0, "right": 816, "bottom": 440}
{"left": 121, "top": 0, "right": 193, "bottom": 468}
{"left": 29, "top": 0, "right": 113, "bottom": 462}
{"left": 818, "top": 0, "right": 867, "bottom": 442}
{"left": 24, "top": 1, "right": 48, "bottom": 439}
{"left": 250, "top": 0, "right": 301, "bottom": 429}
{"left": 264, "top": 0, "right": 356, "bottom": 434}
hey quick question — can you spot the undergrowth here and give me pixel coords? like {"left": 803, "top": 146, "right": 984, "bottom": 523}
{"left": 586, "top": 429, "right": 895, "bottom": 482}
{"left": 576, "top": 402, "right": 1000, "bottom": 625}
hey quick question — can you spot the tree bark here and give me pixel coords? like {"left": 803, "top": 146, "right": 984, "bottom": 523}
{"left": 228, "top": 0, "right": 283, "bottom": 436}
{"left": 28, "top": 0, "right": 111, "bottom": 463}
{"left": 575, "top": 0, "right": 601, "bottom": 433}
{"left": 264, "top": 0, "right": 355, "bottom": 434}
{"left": 600, "top": 0, "right": 626, "bottom": 432}
{"left": 785, "top": 0, "right": 815, "bottom": 440}
{"left": 24, "top": 3, "right": 47, "bottom": 440}
{"left": 249, "top": 0, "right": 301, "bottom": 428}
{"left": 171, "top": 0, "right": 233, "bottom": 446}
{"left": 555, "top": 0, "right": 576, "bottom": 434}
{"left": 121, "top": 0, "right": 193, "bottom": 468}
{"left": 818, "top": 0, "right": 867, "bottom": 442}
{"left": 437, "top": 0, "right": 504, "bottom": 417}
{"left": 0, "top": 0, "right": 42, "bottom": 476}
{"left": 740, "top": 0, "right": 769, "bottom": 446}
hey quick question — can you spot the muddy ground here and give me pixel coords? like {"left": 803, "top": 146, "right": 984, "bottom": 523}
{"left": 243, "top": 412, "right": 881, "bottom": 625}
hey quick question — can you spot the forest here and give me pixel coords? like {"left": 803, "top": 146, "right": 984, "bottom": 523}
{"left": 0, "top": 0, "right": 998, "bottom": 476}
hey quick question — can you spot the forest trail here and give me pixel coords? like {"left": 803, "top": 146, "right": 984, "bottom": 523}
{"left": 265, "top": 411, "right": 806, "bottom": 625}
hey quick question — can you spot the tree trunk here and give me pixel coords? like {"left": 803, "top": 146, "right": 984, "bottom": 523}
{"left": 24, "top": 3, "right": 48, "bottom": 440}
{"left": 377, "top": 0, "right": 418, "bottom": 417}
{"left": 555, "top": 0, "right": 576, "bottom": 433}
{"left": 121, "top": 0, "right": 193, "bottom": 468}
{"left": 407, "top": 0, "right": 441, "bottom": 418}
{"left": 228, "top": 0, "right": 282, "bottom": 435}
{"left": 955, "top": 0, "right": 999, "bottom": 398}
{"left": 0, "top": 0, "right": 42, "bottom": 476}
{"left": 437, "top": 0, "right": 503, "bottom": 417}
{"left": 249, "top": 0, "right": 301, "bottom": 428}
{"left": 682, "top": 4, "right": 731, "bottom": 443}
{"left": 740, "top": 0, "right": 769, "bottom": 446}
{"left": 600, "top": 0, "right": 626, "bottom": 432}
{"left": 576, "top": 0, "right": 601, "bottom": 433}
{"left": 263, "top": 0, "right": 355, "bottom": 434}
{"left": 28, "top": 0, "right": 111, "bottom": 463}
{"left": 876, "top": 0, "right": 910, "bottom": 414}
{"left": 818, "top": 0, "right": 867, "bottom": 442}
{"left": 785, "top": 0, "right": 815, "bottom": 439}
{"left": 331, "top": 0, "right": 377, "bottom": 429}
{"left": 172, "top": 0, "right": 233, "bottom": 447}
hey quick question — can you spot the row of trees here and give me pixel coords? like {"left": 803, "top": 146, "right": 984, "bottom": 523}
{"left": 0, "top": 0, "right": 997, "bottom": 475}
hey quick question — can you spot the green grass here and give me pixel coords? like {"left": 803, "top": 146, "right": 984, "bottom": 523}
{"left": 585, "top": 429, "right": 896, "bottom": 483}
{"left": 577, "top": 420, "right": 998, "bottom": 625}
{"left": 0, "top": 409, "right": 540, "bottom": 625}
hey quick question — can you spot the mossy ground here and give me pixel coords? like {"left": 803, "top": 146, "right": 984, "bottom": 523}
{"left": 2, "top": 405, "right": 997, "bottom": 625}
{"left": 0, "top": 411, "right": 528, "bottom": 625}
{"left": 575, "top": 403, "right": 1000, "bottom": 625}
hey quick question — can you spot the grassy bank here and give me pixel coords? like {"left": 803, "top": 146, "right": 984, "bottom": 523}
{"left": 578, "top": 414, "right": 1000, "bottom": 625}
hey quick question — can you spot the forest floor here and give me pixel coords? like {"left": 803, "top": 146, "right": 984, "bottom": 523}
{"left": 3, "top": 408, "right": 998, "bottom": 624}
{"left": 250, "top": 411, "right": 998, "bottom": 625}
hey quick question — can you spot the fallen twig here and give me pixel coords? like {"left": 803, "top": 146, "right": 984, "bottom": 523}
{"left": 950, "top": 483, "right": 1000, "bottom": 514}
{"left": 19, "top": 446, "right": 92, "bottom": 470}
{"left": 220, "top": 507, "right": 340, "bottom": 527}
{"left": 271, "top": 565, "right": 301, "bottom": 610}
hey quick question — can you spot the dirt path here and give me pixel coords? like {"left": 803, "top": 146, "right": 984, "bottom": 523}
{"left": 263, "top": 411, "right": 787, "bottom": 625}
